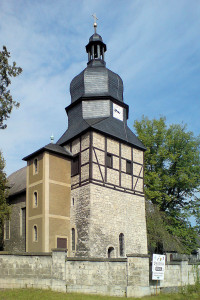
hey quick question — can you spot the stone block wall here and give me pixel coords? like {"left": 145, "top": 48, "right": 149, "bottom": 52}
{"left": 126, "top": 255, "right": 150, "bottom": 298}
{"left": 4, "top": 193, "right": 26, "bottom": 253}
{"left": 70, "top": 185, "right": 91, "bottom": 257}
{"left": 89, "top": 184, "right": 148, "bottom": 257}
{"left": 65, "top": 257, "right": 127, "bottom": 296}
{"left": 0, "top": 252, "right": 52, "bottom": 289}
{"left": 70, "top": 182, "right": 147, "bottom": 258}
{"left": 0, "top": 251, "right": 199, "bottom": 298}
{"left": 159, "top": 261, "right": 199, "bottom": 288}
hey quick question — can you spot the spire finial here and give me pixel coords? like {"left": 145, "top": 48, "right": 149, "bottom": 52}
{"left": 92, "top": 13, "right": 98, "bottom": 34}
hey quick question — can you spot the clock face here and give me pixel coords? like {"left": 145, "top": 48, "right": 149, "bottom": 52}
{"left": 113, "top": 103, "right": 123, "bottom": 121}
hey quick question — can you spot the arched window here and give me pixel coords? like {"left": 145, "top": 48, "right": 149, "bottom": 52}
{"left": 33, "top": 158, "right": 38, "bottom": 174}
{"left": 119, "top": 233, "right": 124, "bottom": 256}
{"left": 72, "top": 228, "right": 75, "bottom": 251}
{"left": 33, "top": 191, "right": 38, "bottom": 207}
{"left": 33, "top": 225, "right": 38, "bottom": 241}
{"left": 108, "top": 247, "right": 115, "bottom": 258}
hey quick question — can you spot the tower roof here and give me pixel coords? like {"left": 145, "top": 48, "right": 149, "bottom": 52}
{"left": 70, "top": 65, "right": 123, "bottom": 103}
{"left": 58, "top": 25, "right": 145, "bottom": 151}
{"left": 57, "top": 116, "right": 146, "bottom": 151}
{"left": 89, "top": 33, "right": 103, "bottom": 42}
{"left": 70, "top": 29, "right": 123, "bottom": 103}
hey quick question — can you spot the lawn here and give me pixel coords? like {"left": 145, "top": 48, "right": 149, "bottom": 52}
{"left": 0, "top": 288, "right": 200, "bottom": 300}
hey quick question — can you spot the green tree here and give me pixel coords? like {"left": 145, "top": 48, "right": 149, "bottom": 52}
{"left": 134, "top": 116, "right": 200, "bottom": 253}
{"left": 0, "top": 46, "right": 22, "bottom": 246}
{"left": 0, "top": 152, "right": 10, "bottom": 248}
{"left": 0, "top": 46, "right": 22, "bottom": 129}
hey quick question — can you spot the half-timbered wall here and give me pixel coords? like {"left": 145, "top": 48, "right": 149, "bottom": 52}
{"left": 93, "top": 132, "right": 144, "bottom": 194}
{"left": 66, "top": 131, "right": 144, "bottom": 195}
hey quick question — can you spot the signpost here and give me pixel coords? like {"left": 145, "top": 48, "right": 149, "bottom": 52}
{"left": 152, "top": 254, "right": 166, "bottom": 295}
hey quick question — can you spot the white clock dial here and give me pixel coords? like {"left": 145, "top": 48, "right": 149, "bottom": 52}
{"left": 113, "top": 103, "right": 123, "bottom": 121}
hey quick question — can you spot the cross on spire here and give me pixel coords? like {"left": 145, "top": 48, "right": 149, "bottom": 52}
{"left": 92, "top": 13, "right": 98, "bottom": 33}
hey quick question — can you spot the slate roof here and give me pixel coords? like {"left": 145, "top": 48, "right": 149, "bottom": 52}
{"left": 7, "top": 166, "right": 26, "bottom": 197}
{"left": 23, "top": 143, "right": 72, "bottom": 161}
{"left": 89, "top": 33, "right": 103, "bottom": 43}
{"left": 57, "top": 116, "right": 146, "bottom": 150}
{"left": 70, "top": 61, "right": 124, "bottom": 103}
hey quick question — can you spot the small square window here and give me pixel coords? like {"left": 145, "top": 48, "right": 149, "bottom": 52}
{"left": 71, "top": 155, "right": 80, "bottom": 176}
{"left": 126, "top": 160, "right": 132, "bottom": 175}
{"left": 106, "top": 153, "right": 113, "bottom": 168}
{"left": 57, "top": 237, "right": 67, "bottom": 249}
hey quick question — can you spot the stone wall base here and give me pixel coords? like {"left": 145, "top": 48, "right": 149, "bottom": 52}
{"left": 0, "top": 251, "right": 199, "bottom": 298}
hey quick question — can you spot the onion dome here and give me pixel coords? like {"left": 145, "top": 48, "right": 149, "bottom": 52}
{"left": 70, "top": 31, "right": 124, "bottom": 103}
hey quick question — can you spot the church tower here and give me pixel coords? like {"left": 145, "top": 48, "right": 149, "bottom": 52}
{"left": 57, "top": 20, "right": 148, "bottom": 258}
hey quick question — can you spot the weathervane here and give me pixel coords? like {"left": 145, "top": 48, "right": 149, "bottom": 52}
{"left": 92, "top": 13, "right": 98, "bottom": 33}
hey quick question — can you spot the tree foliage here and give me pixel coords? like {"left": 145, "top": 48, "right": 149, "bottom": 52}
{"left": 0, "top": 46, "right": 22, "bottom": 129}
{"left": 134, "top": 116, "right": 200, "bottom": 253}
{"left": 0, "top": 153, "right": 10, "bottom": 219}
{"left": 145, "top": 200, "right": 186, "bottom": 254}
{"left": 0, "top": 46, "right": 22, "bottom": 246}
{"left": 0, "top": 152, "right": 10, "bottom": 247}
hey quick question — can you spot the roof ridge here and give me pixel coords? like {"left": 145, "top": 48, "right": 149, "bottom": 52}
{"left": 7, "top": 166, "right": 27, "bottom": 178}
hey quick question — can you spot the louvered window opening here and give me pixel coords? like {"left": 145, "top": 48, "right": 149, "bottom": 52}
{"left": 71, "top": 155, "right": 79, "bottom": 176}
{"left": 106, "top": 153, "right": 113, "bottom": 168}
{"left": 126, "top": 160, "right": 132, "bottom": 175}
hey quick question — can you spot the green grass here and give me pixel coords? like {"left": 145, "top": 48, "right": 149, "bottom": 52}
{"left": 0, "top": 287, "right": 200, "bottom": 300}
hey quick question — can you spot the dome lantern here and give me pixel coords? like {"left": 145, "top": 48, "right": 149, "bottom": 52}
{"left": 85, "top": 14, "right": 107, "bottom": 63}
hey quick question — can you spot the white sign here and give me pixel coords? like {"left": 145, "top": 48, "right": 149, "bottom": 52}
{"left": 152, "top": 254, "right": 165, "bottom": 280}
{"left": 113, "top": 103, "right": 123, "bottom": 121}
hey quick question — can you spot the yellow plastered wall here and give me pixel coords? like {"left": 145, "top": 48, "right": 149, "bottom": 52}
{"left": 26, "top": 151, "right": 71, "bottom": 253}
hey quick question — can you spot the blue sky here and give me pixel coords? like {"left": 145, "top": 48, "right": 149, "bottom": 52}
{"left": 1, "top": 0, "right": 200, "bottom": 176}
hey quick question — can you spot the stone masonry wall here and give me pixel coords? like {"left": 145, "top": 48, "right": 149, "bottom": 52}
{"left": 70, "top": 185, "right": 91, "bottom": 257}
{"left": 0, "top": 252, "right": 52, "bottom": 290}
{"left": 0, "top": 251, "right": 199, "bottom": 298}
{"left": 4, "top": 193, "right": 26, "bottom": 253}
{"left": 70, "top": 182, "right": 147, "bottom": 258}
{"left": 89, "top": 184, "right": 148, "bottom": 257}
{"left": 65, "top": 257, "right": 127, "bottom": 296}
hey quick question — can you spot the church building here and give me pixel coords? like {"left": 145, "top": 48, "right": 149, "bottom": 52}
{"left": 5, "top": 21, "right": 148, "bottom": 258}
